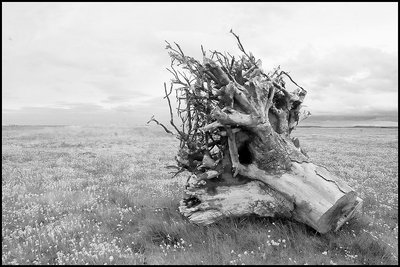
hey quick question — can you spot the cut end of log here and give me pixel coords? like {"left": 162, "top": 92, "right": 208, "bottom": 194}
{"left": 334, "top": 197, "right": 364, "bottom": 232}
{"left": 316, "top": 191, "right": 358, "bottom": 233}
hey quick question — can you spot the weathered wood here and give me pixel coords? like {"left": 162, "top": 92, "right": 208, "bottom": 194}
{"left": 179, "top": 161, "right": 362, "bottom": 233}
{"left": 179, "top": 180, "right": 294, "bottom": 225}
{"left": 151, "top": 31, "right": 363, "bottom": 234}
{"left": 241, "top": 162, "right": 359, "bottom": 233}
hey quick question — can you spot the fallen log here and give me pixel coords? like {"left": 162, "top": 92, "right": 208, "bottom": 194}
{"left": 149, "top": 31, "right": 363, "bottom": 233}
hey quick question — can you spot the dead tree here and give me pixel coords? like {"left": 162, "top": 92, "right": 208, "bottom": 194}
{"left": 148, "top": 30, "right": 363, "bottom": 234}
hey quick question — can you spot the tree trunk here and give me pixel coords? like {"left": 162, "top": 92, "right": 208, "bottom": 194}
{"left": 150, "top": 32, "right": 363, "bottom": 234}
{"left": 180, "top": 161, "right": 363, "bottom": 233}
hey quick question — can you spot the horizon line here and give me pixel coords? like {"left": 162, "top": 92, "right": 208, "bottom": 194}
{"left": 2, "top": 124, "right": 398, "bottom": 129}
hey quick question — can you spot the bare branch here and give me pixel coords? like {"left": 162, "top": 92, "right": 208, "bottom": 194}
{"left": 164, "top": 82, "right": 185, "bottom": 137}
{"left": 230, "top": 29, "right": 251, "bottom": 59}
{"left": 265, "top": 83, "right": 276, "bottom": 112}
{"left": 280, "top": 71, "right": 307, "bottom": 94}
{"left": 201, "top": 120, "right": 224, "bottom": 132}
{"left": 226, "top": 126, "right": 240, "bottom": 177}
{"left": 201, "top": 45, "right": 206, "bottom": 57}
{"left": 147, "top": 115, "right": 175, "bottom": 135}
{"left": 211, "top": 106, "right": 259, "bottom": 129}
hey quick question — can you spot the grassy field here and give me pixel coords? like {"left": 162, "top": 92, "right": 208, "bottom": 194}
{"left": 2, "top": 125, "right": 398, "bottom": 265}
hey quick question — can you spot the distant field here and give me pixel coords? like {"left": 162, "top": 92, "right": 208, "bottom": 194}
{"left": 2, "top": 125, "right": 398, "bottom": 265}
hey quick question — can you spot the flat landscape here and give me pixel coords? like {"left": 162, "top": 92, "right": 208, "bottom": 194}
{"left": 2, "top": 125, "right": 398, "bottom": 265}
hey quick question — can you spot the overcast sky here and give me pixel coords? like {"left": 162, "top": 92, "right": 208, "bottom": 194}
{"left": 2, "top": 2, "right": 398, "bottom": 126}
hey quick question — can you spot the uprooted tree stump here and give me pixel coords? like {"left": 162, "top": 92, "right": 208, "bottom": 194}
{"left": 148, "top": 30, "right": 363, "bottom": 234}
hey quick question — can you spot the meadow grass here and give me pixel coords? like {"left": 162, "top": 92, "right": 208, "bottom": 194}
{"left": 2, "top": 125, "right": 398, "bottom": 265}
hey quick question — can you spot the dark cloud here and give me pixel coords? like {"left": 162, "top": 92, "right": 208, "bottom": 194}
{"left": 306, "top": 113, "right": 398, "bottom": 122}
{"left": 2, "top": 100, "right": 170, "bottom": 126}
{"left": 299, "top": 109, "right": 398, "bottom": 127}
{"left": 280, "top": 46, "right": 398, "bottom": 117}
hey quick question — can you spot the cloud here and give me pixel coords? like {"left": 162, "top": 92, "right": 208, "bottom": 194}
{"left": 300, "top": 114, "right": 398, "bottom": 127}
{"left": 2, "top": 101, "right": 169, "bottom": 126}
{"left": 2, "top": 3, "right": 397, "bottom": 126}
{"left": 280, "top": 45, "right": 398, "bottom": 116}
{"left": 102, "top": 96, "right": 137, "bottom": 104}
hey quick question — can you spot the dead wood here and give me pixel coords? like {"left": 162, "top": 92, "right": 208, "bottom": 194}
{"left": 148, "top": 30, "right": 363, "bottom": 233}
